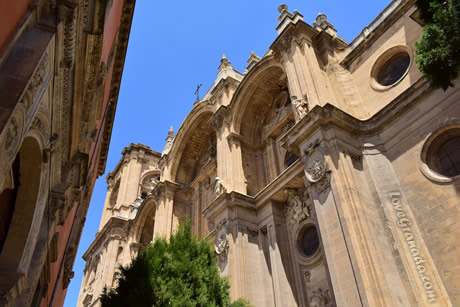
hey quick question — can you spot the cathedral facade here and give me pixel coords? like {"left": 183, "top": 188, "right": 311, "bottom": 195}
{"left": 78, "top": 1, "right": 459, "bottom": 306}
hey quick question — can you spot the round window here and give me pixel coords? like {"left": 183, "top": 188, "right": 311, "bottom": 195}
{"left": 371, "top": 47, "right": 412, "bottom": 90}
{"left": 298, "top": 225, "right": 320, "bottom": 258}
{"left": 427, "top": 129, "right": 460, "bottom": 178}
{"left": 377, "top": 53, "right": 410, "bottom": 86}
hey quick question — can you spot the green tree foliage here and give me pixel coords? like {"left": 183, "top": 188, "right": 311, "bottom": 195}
{"left": 415, "top": 0, "right": 460, "bottom": 89}
{"left": 100, "top": 221, "right": 252, "bottom": 307}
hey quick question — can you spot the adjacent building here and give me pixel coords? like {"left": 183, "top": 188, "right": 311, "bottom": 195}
{"left": 78, "top": 1, "right": 459, "bottom": 306}
{"left": 0, "top": 0, "right": 135, "bottom": 306}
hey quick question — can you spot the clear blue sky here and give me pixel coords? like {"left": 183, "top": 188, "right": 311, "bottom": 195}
{"left": 64, "top": 1, "right": 391, "bottom": 305}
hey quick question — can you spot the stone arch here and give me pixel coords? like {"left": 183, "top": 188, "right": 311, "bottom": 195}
{"left": 133, "top": 198, "right": 156, "bottom": 244}
{"left": 0, "top": 132, "right": 48, "bottom": 280}
{"left": 229, "top": 56, "right": 293, "bottom": 195}
{"left": 168, "top": 106, "right": 216, "bottom": 185}
{"left": 230, "top": 56, "right": 287, "bottom": 137}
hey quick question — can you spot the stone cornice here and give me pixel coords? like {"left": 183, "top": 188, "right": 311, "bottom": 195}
{"left": 341, "top": 0, "right": 414, "bottom": 67}
{"left": 106, "top": 143, "right": 160, "bottom": 182}
{"left": 270, "top": 18, "right": 318, "bottom": 56}
{"left": 202, "top": 191, "right": 255, "bottom": 221}
{"left": 97, "top": 0, "right": 136, "bottom": 176}
{"left": 82, "top": 216, "right": 129, "bottom": 260}
{"left": 280, "top": 78, "right": 433, "bottom": 149}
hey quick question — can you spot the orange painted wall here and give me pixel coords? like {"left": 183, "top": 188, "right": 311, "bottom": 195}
{"left": 0, "top": 0, "right": 29, "bottom": 55}
{"left": 102, "top": 0, "right": 123, "bottom": 63}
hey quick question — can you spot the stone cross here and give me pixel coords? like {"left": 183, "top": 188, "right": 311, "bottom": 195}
{"left": 194, "top": 83, "right": 202, "bottom": 101}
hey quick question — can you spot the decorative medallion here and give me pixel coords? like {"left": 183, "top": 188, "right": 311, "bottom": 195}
{"left": 215, "top": 221, "right": 229, "bottom": 270}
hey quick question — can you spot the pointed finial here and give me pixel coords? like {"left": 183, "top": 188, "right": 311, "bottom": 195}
{"left": 218, "top": 53, "right": 232, "bottom": 71}
{"left": 162, "top": 126, "right": 175, "bottom": 156}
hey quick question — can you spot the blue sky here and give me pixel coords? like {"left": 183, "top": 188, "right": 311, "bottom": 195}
{"left": 64, "top": 1, "right": 391, "bottom": 305}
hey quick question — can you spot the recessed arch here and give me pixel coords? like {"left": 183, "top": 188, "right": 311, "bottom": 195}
{"left": 168, "top": 106, "right": 216, "bottom": 185}
{"left": 230, "top": 56, "right": 287, "bottom": 138}
{"left": 227, "top": 56, "right": 291, "bottom": 195}
{"left": 133, "top": 198, "right": 157, "bottom": 243}
{"left": 0, "top": 135, "right": 44, "bottom": 274}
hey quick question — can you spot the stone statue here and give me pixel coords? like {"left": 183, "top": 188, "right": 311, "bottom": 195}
{"left": 214, "top": 177, "right": 226, "bottom": 195}
{"left": 293, "top": 96, "right": 308, "bottom": 119}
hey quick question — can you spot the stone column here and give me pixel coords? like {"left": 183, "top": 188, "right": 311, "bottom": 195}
{"left": 99, "top": 180, "right": 114, "bottom": 230}
{"left": 124, "top": 156, "right": 142, "bottom": 204}
{"left": 101, "top": 236, "right": 122, "bottom": 290}
{"left": 212, "top": 109, "right": 246, "bottom": 194}
{"left": 116, "top": 161, "right": 130, "bottom": 207}
{"left": 273, "top": 29, "right": 334, "bottom": 120}
{"left": 115, "top": 153, "right": 143, "bottom": 218}
{"left": 226, "top": 133, "right": 246, "bottom": 193}
{"left": 264, "top": 138, "right": 279, "bottom": 180}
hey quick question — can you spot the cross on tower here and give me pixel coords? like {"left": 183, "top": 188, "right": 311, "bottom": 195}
{"left": 194, "top": 84, "right": 202, "bottom": 102}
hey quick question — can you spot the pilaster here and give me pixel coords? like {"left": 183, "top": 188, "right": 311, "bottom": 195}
{"left": 152, "top": 182, "right": 176, "bottom": 238}
{"left": 212, "top": 107, "right": 246, "bottom": 194}
{"left": 364, "top": 144, "right": 452, "bottom": 306}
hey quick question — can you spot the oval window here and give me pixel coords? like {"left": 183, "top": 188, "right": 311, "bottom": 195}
{"left": 376, "top": 52, "right": 410, "bottom": 86}
{"left": 298, "top": 225, "right": 320, "bottom": 258}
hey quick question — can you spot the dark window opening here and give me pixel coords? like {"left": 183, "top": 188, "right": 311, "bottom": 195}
{"left": 377, "top": 53, "right": 410, "bottom": 86}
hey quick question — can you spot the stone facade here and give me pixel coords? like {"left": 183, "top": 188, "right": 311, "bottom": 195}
{"left": 0, "top": 1, "right": 135, "bottom": 306}
{"left": 78, "top": 1, "right": 459, "bottom": 306}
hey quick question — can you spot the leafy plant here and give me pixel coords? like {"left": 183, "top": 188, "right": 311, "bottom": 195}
{"left": 100, "top": 220, "right": 252, "bottom": 307}
{"left": 415, "top": 0, "right": 460, "bottom": 89}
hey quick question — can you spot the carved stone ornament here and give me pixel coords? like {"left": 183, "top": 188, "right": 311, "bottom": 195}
{"left": 291, "top": 95, "right": 308, "bottom": 120}
{"left": 215, "top": 226, "right": 229, "bottom": 269}
{"left": 306, "top": 159, "right": 326, "bottom": 183}
{"left": 309, "top": 288, "right": 333, "bottom": 307}
{"left": 4, "top": 117, "right": 19, "bottom": 151}
{"left": 272, "top": 30, "right": 294, "bottom": 54}
{"left": 303, "top": 270, "right": 311, "bottom": 289}
{"left": 20, "top": 53, "right": 50, "bottom": 111}
{"left": 304, "top": 141, "right": 327, "bottom": 183}
{"left": 284, "top": 188, "right": 312, "bottom": 224}
{"left": 213, "top": 177, "right": 226, "bottom": 195}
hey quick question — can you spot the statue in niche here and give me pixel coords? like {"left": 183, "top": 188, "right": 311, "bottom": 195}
{"left": 197, "top": 135, "right": 216, "bottom": 171}
{"left": 274, "top": 89, "right": 290, "bottom": 109}
{"left": 208, "top": 135, "right": 216, "bottom": 158}
{"left": 263, "top": 89, "right": 291, "bottom": 136}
